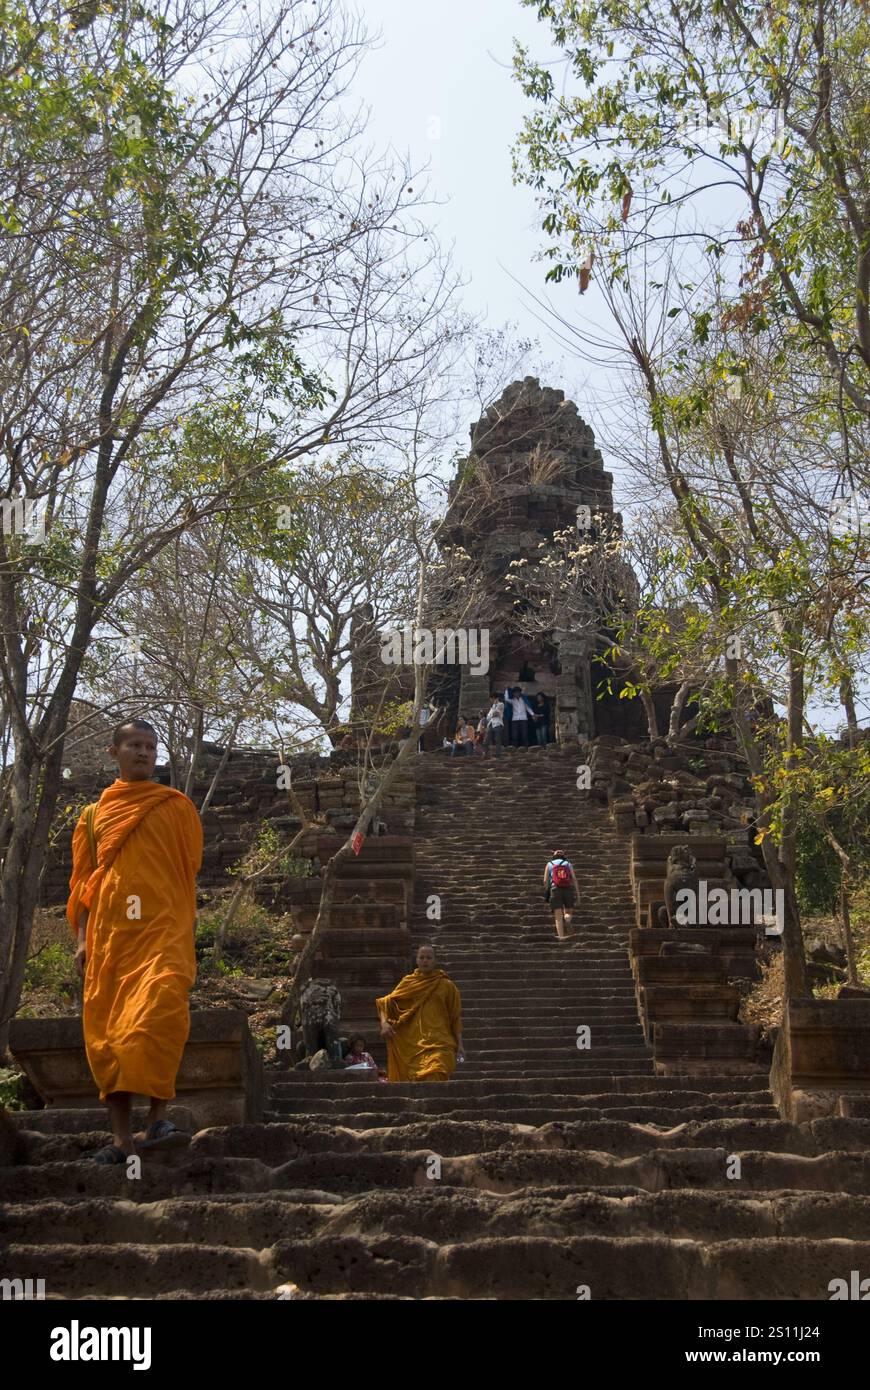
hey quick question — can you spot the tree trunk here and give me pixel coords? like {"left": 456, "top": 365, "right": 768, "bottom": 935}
{"left": 214, "top": 825, "right": 309, "bottom": 962}
{"left": 183, "top": 704, "right": 204, "bottom": 799}
{"left": 725, "top": 657, "right": 808, "bottom": 998}
{"left": 824, "top": 827, "right": 858, "bottom": 988}
{"left": 286, "top": 732, "right": 419, "bottom": 1016}
{"left": 199, "top": 716, "right": 242, "bottom": 814}
{"left": 839, "top": 676, "right": 859, "bottom": 748}
{"left": 640, "top": 688, "right": 660, "bottom": 739}
{"left": 840, "top": 880, "right": 859, "bottom": 987}
{"left": 0, "top": 734, "right": 68, "bottom": 1054}
{"left": 667, "top": 680, "right": 691, "bottom": 742}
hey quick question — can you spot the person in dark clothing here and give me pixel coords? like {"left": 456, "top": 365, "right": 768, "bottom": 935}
{"left": 532, "top": 691, "right": 551, "bottom": 745}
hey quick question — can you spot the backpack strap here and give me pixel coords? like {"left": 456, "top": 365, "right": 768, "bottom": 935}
{"left": 83, "top": 803, "right": 99, "bottom": 871}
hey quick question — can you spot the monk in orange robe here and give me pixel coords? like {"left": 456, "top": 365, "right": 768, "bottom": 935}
{"left": 67, "top": 719, "right": 203, "bottom": 1162}
{"left": 376, "top": 945, "right": 463, "bottom": 1082}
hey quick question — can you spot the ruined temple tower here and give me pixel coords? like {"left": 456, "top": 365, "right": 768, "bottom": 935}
{"left": 438, "top": 376, "right": 620, "bottom": 742}
{"left": 347, "top": 377, "right": 645, "bottom": 743}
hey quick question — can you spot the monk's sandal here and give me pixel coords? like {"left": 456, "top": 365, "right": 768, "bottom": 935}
{"left": 91, "top": 1144, "right": 130, "bottom": 1165}
{"left": 140, "top": 1120, "right": 189, "bottom": 1151}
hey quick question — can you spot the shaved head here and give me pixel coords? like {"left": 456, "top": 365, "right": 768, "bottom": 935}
{"left": 416, "top": 943, "right": 437, "bottom": 975}
{"left": 112, "top": 718, "right": 158, "bottom": 746}
{"left": 109, "top": 720, "right": 158, "bottom": 783}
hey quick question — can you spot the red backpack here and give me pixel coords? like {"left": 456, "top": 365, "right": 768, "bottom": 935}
{"left": 551, "top": 860, "right": 572, "bottom": 888}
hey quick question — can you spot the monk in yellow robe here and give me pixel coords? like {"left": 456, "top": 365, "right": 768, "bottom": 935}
{"left": 66, "top": 719, "right": 203, "bottom": 1163}
{"left": 376, "top": 945, "right": 463, "bottom": 1082}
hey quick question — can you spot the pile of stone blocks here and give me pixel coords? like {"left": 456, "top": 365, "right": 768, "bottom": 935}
{"left": 583, "top": 734, "right": 760, "bottom": 841}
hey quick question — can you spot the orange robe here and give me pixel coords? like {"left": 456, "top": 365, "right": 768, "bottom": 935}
{"left": 375, "top": 969, "right": 461, "bottom": 1083}
{"left": 66, "top": 779, "right": 203, "bottom": 1101}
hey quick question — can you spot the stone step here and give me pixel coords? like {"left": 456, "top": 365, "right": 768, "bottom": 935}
{"left": 459, "top": 1044, "right": 648, "bottom": 1058}
{"left": 444, "top": 977, "right": 638, "bottom": 989}
{"left": 437, "top": 944, "right": 634, "bottom": 954}
{"left": 8, "top": 1105, "right": 196, "bottom": 1136}
{"left": 267, "top": 1072, "right": 771, "bottom": 1096}
{"left": 451, "top": 994, "right": 640, "bottom": 1006}
{"left": 6, "top": 1145, "right": 870, "bottom": 1204}
{"left": 186, "top": 1116, "right": 843, "bottom": 1163}
{"left": 414, "top": 1010, "right": 642, "bottom": 1024}
{"left": 455, "top": 1063, "right": 655, "bottom": 1078}
{"left": 460, "top": 1024, "right": 645, "bottom": 1039}
{"left": 265, "top": 1086, "right": 775, "bottom": 1116}
{"left": 264, "top": 1103, "right": 780, "bottom": 1127}
{"left": 8, "top": 1188, "right": 870, "bottom": 1250}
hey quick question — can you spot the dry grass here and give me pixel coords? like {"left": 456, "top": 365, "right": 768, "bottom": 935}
{"left": 527, "top": 442, "right": 569, "bottom": 486}
{"left": 30, "top": 906, "right": 73, "bottom": 952}
{"left": 739, "top": 949, "right": 784, "bottom": 1041}
{"left": 739, "top": 887, "right": 870, "bottom": 1041}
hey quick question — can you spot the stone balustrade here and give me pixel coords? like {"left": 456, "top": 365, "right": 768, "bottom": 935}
{"left": 9, "top": 1010, "right": 265, "bottom": 1128}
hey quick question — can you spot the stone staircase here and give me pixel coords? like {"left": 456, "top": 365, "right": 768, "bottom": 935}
{"left": 4, "top": 746, "right": 870, "bottom": 1299}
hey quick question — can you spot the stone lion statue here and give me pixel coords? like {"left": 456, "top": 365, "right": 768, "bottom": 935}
{"left": 658, "top": 844, "right": 700, "bottom": 928}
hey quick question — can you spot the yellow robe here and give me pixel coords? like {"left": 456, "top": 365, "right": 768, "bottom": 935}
{"left": 375, "top": 969, "right": 462, "bottom": 1083}
{"left": 66, "top": 779, "right": 203, "bottom": 1101}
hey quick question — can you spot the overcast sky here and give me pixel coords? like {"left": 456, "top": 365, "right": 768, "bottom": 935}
{"left": 348, "top": 0, "right": 616, "bottom": 441}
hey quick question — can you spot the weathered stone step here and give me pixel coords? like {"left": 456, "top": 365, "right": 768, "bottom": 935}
{"left": 440, "top": 960, "right": 634, "bottom": 971}
{"left": 458, "top": 1042, "right": 650, "bottom": 1056}
{"left": 437, "top": 945, "right": 634, "bottom": 955}
{"left": 266, "top": 1086, "right": 775, "bottom": 1116}
{"left": 446, "top": 1003, "right": 640, "bottom": 1016}
{"left": 460, "top": 1027, "right": 645, "bottom": 1042}
{"left": 451, "top": 976, "right": 636, "bottom": 987}
{"left": 11, "top": 1139, "right": 870, "bottom": 1205}
{"left": 186, "top": 1116, "right": 842, "bottom": 1163}
{"left": 449, "top": 984, "right": 638, "bottom": 996}
{"left": 414, "top": 857, "right": 629, "bottom": 867}
{"left": 8, "top": 1188, "right": 870, "bottom": 1253}
{"left": 435, "top": 1017, "right": 642, "bottom": 1031}
{"left": 265, "top": 1103, "right": 779, "bottom": 1127}
{"left": 456, "top": 1043, "right": 648, "bottom": 1061}
{"left": 455, "top": 1064, "right": 655, "bottom": 1078}
{"left": 7, "top": 1105, "right": 196, "bottom": 1136}
{"left": 1, "top": 1242, "right": 271, "bottom": 1297}
{"left": 268, "top": 1072, "right": 771, "bottom": 1096}
{"left": 457, "top": 1000, "right": 640, "bottom": 1011}
{"left": 453, "top": 977, "right": 636, "bottom": 986}
{"left": 12, "top": 1208, "right": 870, "bottom": 1304}
{"left": 453, "top": 995, "right": 639, "bottom": 1007}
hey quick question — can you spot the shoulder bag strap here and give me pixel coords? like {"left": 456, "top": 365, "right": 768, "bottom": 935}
{"left": 84, "top": 803, "right": 98, "bottom": 871}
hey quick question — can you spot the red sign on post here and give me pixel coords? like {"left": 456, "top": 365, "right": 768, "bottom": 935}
{"left": 351, "top": 831, "right": 364, "bottom": 856}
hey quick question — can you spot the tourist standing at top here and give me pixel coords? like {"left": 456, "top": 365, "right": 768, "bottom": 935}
{"left": 504, "top": 685, "right": 535, "bottom": 747}
{"left": 542, "top": 849, "right": 581, "bottom": 940}
{"left": 483, "top": 693, "right": 505, "bottom": 756}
